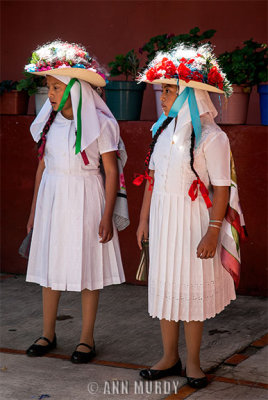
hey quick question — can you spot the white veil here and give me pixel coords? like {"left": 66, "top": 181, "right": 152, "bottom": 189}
{"left": 30, "top": 75, "right": 117, "bottom": 151}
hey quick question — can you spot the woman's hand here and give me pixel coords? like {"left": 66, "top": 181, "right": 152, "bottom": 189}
{"left": 196, "top": 228, "right": 220, "bottom": 259}
{"left": 137, "top": 220, "right": 149, "bottom": 250}
{"left": 197, "top": 185, "right": 229, "bottom": 259}
{"left": 99, "top": 215, "right": 113, "bottom": 243}
{"left": 26, "top": 211, "right": 35, "bottom": 234}
{"left": 136, "top": 170, "right": 154, "bottom": 250}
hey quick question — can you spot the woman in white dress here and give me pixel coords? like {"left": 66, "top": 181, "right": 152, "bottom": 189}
{"left": 25, "top": 40, "right": 125, "bottom": 363}
{"left": 136, "top": 44, "right": 245, "bottom": 388}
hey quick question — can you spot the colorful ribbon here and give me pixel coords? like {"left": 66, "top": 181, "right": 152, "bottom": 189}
{"left": 220, "top": 247, "right": 241, "bottom": 289}
{"left": 188, "top": 178, "right": 212, "bottom": 208}
{"left": 133, "top": 171, "right": 154, "bottom": 191}
{"left": 225, "top": 205, "right": 247, "bottom": 241}
{"left": 58, "top": 78, "right": 82, "bottom": 154}
{"left": 81, "top": 150, "right": 89, "bottom": 165}
{"left": 152, "top": 87, "right": 202, "bottom": 148}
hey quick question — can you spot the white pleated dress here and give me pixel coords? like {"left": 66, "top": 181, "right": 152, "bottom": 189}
{"left": 148, "top": 116, "right": 236, "bottom": 322}
{"left": 26, "top": 111, "right": 125, "bottom": 291}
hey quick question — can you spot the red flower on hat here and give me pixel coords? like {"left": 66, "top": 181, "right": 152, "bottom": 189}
{"left": 77, "top": 51, "right": 85, "bottom": 58}
{"left": 177, "top": 63, "right": 192, "bottom": 83}
{"left": 192, "top": 71, "right": 204, "bottom": 82}
{"left": 207, "top": 66, "right": 224, "bottom": 90}
{"left": 187, "top": 59, "right": 195, "bottom": 64}
{"left": 146, "top": 67, "right": 162, "bottom": 82}
{"left": 155, "top": 57, "right": 168, "bottom": 69}
{"left": 158, "top": 58, "right": 176, "bottom": 78}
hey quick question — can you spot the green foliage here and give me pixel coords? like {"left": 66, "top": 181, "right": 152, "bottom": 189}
{"left": 218, "top": 39, "right": 268, "bottom": 86}
{"left": 108, "top": 50, "right": 140, "bottom": 81}
{"left": 16, "top": 72, "right": 45, "bottom": 96}
{"left": 0, "top": 80, "right": 18, "bottom": 95}
{"left": 108, "top": 28, "right": 215, "bottom": 80}
{"left": 141, "top": 27, "right": 216, "bottom": 65}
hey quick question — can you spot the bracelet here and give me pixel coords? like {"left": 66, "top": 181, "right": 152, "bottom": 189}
{"left": 209, "top": 224, "right": 221, "bottom": 229}
{"left": 210, "top": 219, "right": 223, "bottom": 224}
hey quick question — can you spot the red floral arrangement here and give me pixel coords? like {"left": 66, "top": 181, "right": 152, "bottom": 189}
{"left": 207, "top": 66, "right": 224, "bottom": 90}
{"left": 146, "top": 57, "right": 177, "bottom": 81}
{"left": 140, "top": 44, "right": 233, "bottom": 96}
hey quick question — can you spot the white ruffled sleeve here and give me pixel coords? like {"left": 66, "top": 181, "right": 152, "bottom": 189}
{"left": 97, "top": 116, "right": 119, "bottom": 155}
{"left": 204, "top": 131, "right": 231, "bottom": 186}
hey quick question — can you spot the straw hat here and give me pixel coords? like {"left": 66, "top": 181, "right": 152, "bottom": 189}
{"left": 138, "top": 44, "right": 232, "bottom": 97}
{"left": 25, "top": 40, "right": 107, "bottom": 87}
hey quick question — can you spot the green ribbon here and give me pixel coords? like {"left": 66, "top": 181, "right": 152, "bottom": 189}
{"left": 58, "top": 78, "right": 82, "bottom": 154}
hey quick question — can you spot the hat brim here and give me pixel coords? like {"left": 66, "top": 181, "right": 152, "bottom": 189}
{"left": 145, "top": 78, "right": 224, "bottom": 94}
{"left": 31, "top": 68, "right": 106, "bottom": 87}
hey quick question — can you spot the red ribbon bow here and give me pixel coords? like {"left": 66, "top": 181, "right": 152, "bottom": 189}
{"left": 133, "top": 171, "right": 154, "bottom": 191}
{"left": 188, "top": 178, "right": 212, "bottom": 208}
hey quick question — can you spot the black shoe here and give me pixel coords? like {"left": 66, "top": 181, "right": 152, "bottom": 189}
{"left": 186, "top": 375, "right": 208, "bottom": 389}
{"left": 71, "top": 342, "right": 96, "bottom": 364}
{"left": 139, "top": 359, "right": 182, "bottom": 380}
{"left": 26, "top": 334, "right": 57, "bottom": 357}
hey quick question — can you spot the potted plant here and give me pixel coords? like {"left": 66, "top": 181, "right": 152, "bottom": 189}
{"left": 17, "top": 73, "right": 47, "bottom": 114}
{"left": 140, "top": 27, "right": 216, "bottom": 65}
{"left": 0, "top": 80, "right": 29, "bottom": 115}
{"left": 105, "top": 49, "right": 146, "bottom": 120}
{"left": 140, "top": 27, "right": 216, "bottom": 117}
{"left": 210, "top": 39, "right": 268, "bottom": 124}
{"left": 256, "top": 44, "right": 268, "bottom": 126}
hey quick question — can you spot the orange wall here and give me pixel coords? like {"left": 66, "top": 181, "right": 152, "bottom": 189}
{"left": 1, "top": 0, "right": 267, "bottom": 123}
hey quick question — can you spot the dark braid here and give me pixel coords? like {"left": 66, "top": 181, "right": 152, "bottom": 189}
{"left": 37, "top": 110, "right": 57, "bottom": 159}
{"left": 189, "top": 128, "right": 199, "bottom": 179}
{"left": 37, "top": 110, "right": 57, "bottom": 149}
{"left": 145, "top": 116, "right": 173, "bottom": 168}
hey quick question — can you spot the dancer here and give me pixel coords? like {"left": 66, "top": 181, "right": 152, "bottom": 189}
{"left": 25, "top": 40, "right": 125, "bottom": 363}
{"left": 136, "top": 44, "right": 245, "bottom": 388}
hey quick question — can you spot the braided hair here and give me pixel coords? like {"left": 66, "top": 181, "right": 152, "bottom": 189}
{"left": 189, "top": 128, "right": 199, "bottom": 179}
{"left": 145, "top": 116, "right": 173, "bottom": 168}
{"left": 37, "top": 110, "right": 57, "bottom": 159}
{"left": 145, "top": 118, "right": 201, "bottom": 183}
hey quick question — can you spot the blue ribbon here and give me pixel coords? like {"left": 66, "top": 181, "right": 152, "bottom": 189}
{"left": 152, "top": 87, "right": 202, "bottom": 148}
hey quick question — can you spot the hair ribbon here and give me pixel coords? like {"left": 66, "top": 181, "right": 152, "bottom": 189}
{"left": 152, "top": 87, "right": 202, "bottom": 148}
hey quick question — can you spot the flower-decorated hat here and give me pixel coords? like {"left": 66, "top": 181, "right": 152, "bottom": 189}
{"left": 25, "top": 40, "right": 107, "bottom": 87}
{"left": 138, "top": 43, "right": 232, "bottom": 97}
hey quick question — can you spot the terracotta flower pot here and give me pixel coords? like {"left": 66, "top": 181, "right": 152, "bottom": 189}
{"left": 0, "top": 90, "right": 29, "bottom": 115}
{"left": 210, "top": 85, "right": 251, "bottom": 125}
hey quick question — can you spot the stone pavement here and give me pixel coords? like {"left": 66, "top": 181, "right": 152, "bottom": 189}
{"left": 0, "top": 274, "right": 267, "bottom": 400}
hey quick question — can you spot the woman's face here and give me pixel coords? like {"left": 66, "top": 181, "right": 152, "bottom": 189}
{"left": 160, "top": 84, "right": 178, "bottom": 116}
{"left": 46, "top": 76, "right": 72, "bottom": 113}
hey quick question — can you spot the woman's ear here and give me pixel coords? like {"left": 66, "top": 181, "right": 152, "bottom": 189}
{"left": 96, "top": 87, "right": 103, "bottom": 97}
